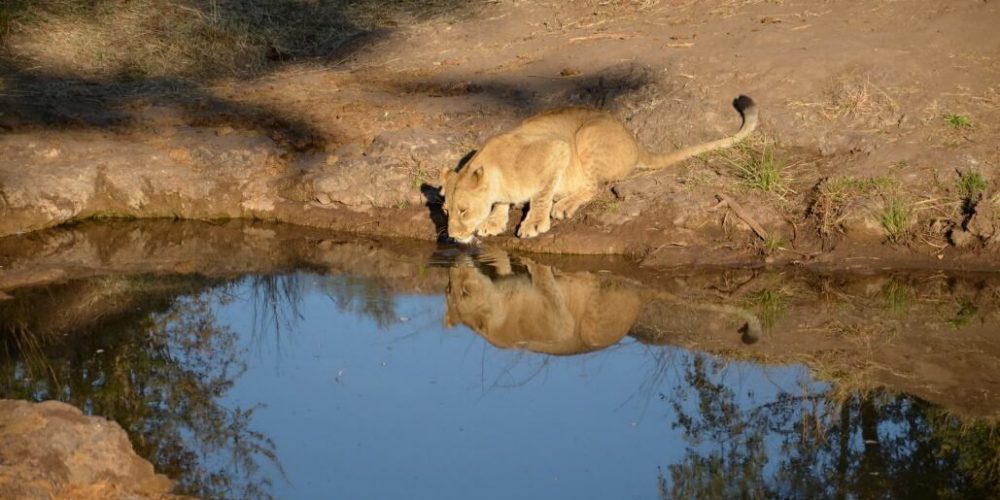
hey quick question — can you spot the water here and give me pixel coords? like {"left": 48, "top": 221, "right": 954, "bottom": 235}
{"left": 1, "top": 220, "right": 999, "bottom": 499}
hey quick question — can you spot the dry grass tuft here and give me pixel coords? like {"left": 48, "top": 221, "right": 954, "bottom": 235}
{"left": 808, "top": 175, "right": 910, "bottom": 240}
{"left": 826, "top": 73, "right": 898, "bottom": 120}
{"left": 789, "top": 72, "right": 904, "bottom": 131}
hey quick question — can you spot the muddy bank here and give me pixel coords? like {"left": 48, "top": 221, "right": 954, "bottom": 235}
{"left": 3, "top": 126, "right": 998, "bottom": 271}
{"left": 2, "top": 220, "right": 999, "bottom": 419}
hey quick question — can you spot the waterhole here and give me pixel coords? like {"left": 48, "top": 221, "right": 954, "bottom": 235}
{"left": 1, "top": 220, "right": 999, "bottom": 499}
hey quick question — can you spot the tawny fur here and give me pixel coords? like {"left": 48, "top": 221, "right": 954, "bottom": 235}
{"left": 440, "top": 95, "right": 758, "bottom": 242}
{"left": 443, "top": 253, "right": 643, "bottom": 355}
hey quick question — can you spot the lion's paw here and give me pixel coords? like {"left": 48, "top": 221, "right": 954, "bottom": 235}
{"left": 551, "top": 198, "right": 577, "bottom": 220}
{"left": 477, "top": 219, "right": 507, "bottom": 237}
{"left": 516, "top": 217, "right": 551, "bottom": 239}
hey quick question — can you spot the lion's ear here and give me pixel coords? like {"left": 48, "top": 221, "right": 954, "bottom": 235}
{"left": 470, "top": 164, "right": 485, "bottom": 184}
{"left": 438, "top": 167, "right": 455, "bottom": 195}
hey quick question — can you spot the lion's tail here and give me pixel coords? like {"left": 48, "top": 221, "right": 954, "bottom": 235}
{"left": 638, "top": 94, "right": 758, "bottom": 170}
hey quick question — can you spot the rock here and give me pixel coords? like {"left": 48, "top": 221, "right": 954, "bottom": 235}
{"left": 315, "top": 192, "right": 333, "bottom": 205}
{"left": 948, "top": 198, "right": 998, "bottom": 249}
{"left": 840, "top": 214, "right": 884, "bottom": 240}
{"left": 0, "top": 399, "right": 189, "bottom": 500}
{"left": 296, "top": 130, "right": 463, "bottom": 211}
{"left": 838, "top": 200, "right": 887, "bottom": 241}
{"left": 0, "top": 131, "right": 281, "bottom": 236}
{"left": 966, "top": 199, "right": 997, "bottom": 242}
{"left": 366, "top": 129, "right": 467, "bottom": 170}
{"left": 949, "top": 228, "right": 976, "bottom": 248}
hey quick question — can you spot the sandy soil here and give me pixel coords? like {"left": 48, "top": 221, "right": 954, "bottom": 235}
{"left": 2, "top": 0, "right": 999, "bottom": 269}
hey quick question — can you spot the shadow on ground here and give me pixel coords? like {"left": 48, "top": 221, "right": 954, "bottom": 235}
{"left": 0, "top": 0, "right": 486, "bottom": 143}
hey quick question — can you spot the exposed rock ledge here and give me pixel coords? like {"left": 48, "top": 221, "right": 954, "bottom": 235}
{"left": 0, "top": 399, "right": 188, "bottom": 500}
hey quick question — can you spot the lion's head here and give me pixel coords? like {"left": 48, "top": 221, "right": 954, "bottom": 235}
{"left": 440, "top": 156, "right": 494, "bottom": 244}
{"left": 443, "top": 261, "right": 497, "bottom": 332}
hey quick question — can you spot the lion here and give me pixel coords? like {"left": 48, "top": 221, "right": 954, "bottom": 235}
{"left": 440, "top": 95, "right": 758, "bottom": 243}
{"left": 443, "top": 250, "right": 643, "bottom": 355}
{"left": 442, "top": 248, "right": 769, "bottom": 354}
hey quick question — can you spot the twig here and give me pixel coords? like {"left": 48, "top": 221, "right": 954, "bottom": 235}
{"left": 568, "top": 32, "right": 636, "bottom": 42}
{"left": 716, "top": 193, "right": 769, "bottom": 241}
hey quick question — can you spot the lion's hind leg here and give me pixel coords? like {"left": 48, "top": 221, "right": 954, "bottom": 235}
{"left": 552, "top": 187, "right": 599, "bottom": 220}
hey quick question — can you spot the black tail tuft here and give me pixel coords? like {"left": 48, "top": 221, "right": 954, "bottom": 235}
{"left": 733, "top": 94, "right": 755, "bottom": 114}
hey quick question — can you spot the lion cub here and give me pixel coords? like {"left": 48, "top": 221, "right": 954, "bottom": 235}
{"left": 440, "top": 95, "right": 757, "bottom": 243}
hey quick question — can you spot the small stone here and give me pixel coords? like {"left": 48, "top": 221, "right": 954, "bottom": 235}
{"left": 949, "top": 229, "right": 975, "bottom": 248}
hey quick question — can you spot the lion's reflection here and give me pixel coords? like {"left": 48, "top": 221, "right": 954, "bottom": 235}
{"left": 440, "top": 247, "right": 766, "bottom": 355}
{"left": 443, "top": 249, "right": 642, "bottom": 355}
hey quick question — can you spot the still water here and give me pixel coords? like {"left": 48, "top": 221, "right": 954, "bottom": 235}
{"left": 1, "top": 221, "right": 999, "bottom": 499}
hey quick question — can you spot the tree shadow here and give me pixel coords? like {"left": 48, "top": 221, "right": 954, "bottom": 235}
{"left": 0, "top": 62, "right": 329, "bottom": 151}
{"left": 0, "top": 0, "right": 486, "bottom": 143}
{"left": 392, "top": 61, "right": 663, "bottom": 116}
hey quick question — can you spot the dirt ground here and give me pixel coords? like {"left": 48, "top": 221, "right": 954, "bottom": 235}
{"left": 2, "top": 0, "right": 1000, "bottom": 270}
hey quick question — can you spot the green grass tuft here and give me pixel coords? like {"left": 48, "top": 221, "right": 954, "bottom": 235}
{"left": 956, "top": 171, "right": 988, "bottom": 200}
{"left": 944, "top": 113, "right": 973, "bottom": 129}
{"left": 879, "top": 197, "right": 911, "bottom": 243}
{"left": 726, "top": 140, "right": 785, "bottom": 193}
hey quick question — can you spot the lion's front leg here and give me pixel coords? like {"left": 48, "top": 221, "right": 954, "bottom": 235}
{"left": 517, "top": 183, "right": 556, "bottom": 238}
{"left": 514, "top": 139, "right": 568, "bottom": 239}
{"left": 477, "top": 203, "right": 510, "bottom": 236}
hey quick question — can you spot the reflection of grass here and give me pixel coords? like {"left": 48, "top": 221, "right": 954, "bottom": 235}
{"left": 762, "top": 233, "right": 784, "bottom": 254}
{"left": 249, "top": 273, "right": 304, "bottom": 339}
{"left": 947, "top": 299, "right": 978, "bottom": 329}
{"left": 743, "top": 289, "right": 785, "bottom": 330}
{"left": 881, "top": 278, "right": 912, "bottom": 314}
{"left": 320, "top": 274, "right": 399, "bottom": 328}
